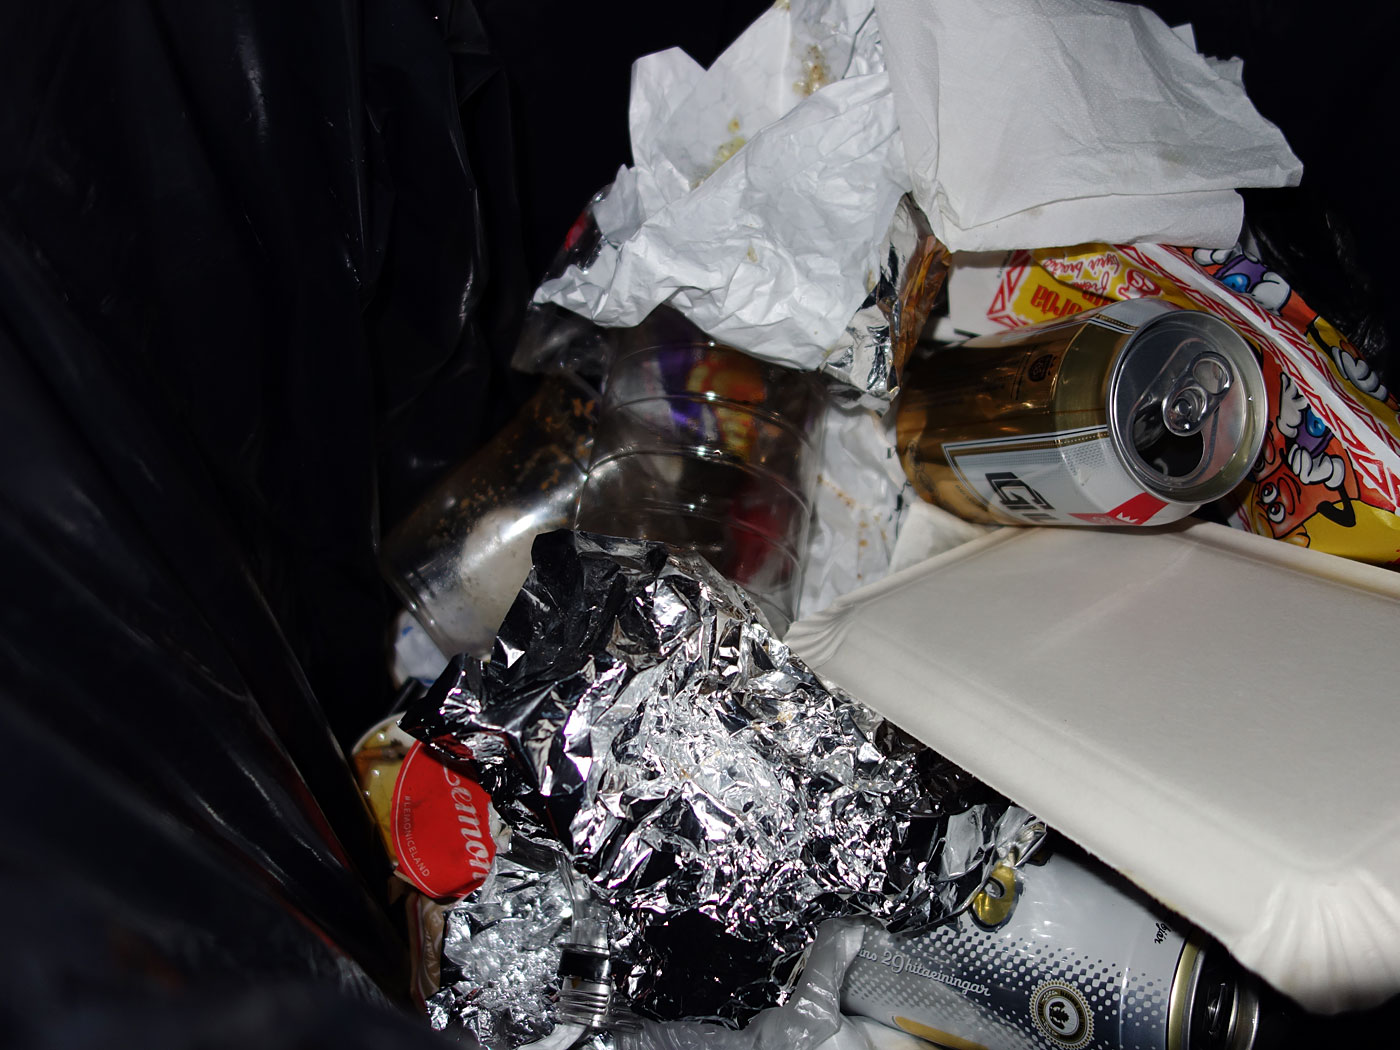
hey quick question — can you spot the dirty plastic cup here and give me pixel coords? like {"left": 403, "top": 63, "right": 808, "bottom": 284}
{"left": 574, "top": 335, "right": 826, "bottom": 633}
{"left": 381, "top": 375, "right": 597, "bottom": 659}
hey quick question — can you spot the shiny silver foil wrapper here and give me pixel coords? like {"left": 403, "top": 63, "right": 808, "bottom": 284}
{"left": 819, "top": 194, "right": 947, "bottom": 409}
{"left": 427, "top": 857, "right": 571, "bottom": 1046}
{"left": 403, "top": 530, "right": 1031, "bottom": 1026}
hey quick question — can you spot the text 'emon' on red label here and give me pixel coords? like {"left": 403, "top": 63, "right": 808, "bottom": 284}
{"left": 391, "top": 741, "right": 497, "bottom": 899}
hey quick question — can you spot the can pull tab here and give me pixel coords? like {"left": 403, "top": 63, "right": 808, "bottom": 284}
{"left": 1162, "top": 353, "right": 1233, "bottom": 437}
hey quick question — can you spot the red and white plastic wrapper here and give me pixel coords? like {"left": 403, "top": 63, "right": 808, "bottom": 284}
{"left": 391, "top": 740, "right": 499, "bottom": 900}
{"left": 352, "top": 715, "right": 502, "bottom": 901}
{"left": 941, "top": 242, "right": 1400, "bottom": 566}
{"left": 352, "top": 719, "right": 503, "bottom": 1014}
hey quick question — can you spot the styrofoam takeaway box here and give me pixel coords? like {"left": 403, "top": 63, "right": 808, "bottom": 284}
{"left": 786, "top": 520, "right": 1400, "bottom": 1014}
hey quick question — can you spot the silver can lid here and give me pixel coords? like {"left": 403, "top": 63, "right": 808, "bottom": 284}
{"left": 1107, "top": 307, "right": 1267, "bottom": 506}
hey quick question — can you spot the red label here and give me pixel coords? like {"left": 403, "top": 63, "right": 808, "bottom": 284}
{"left": 562, "top": 208, "right": 591, "bottom": 252}
{"left": 391, "top": 741, "right": 496, "bottom": 900}
{"left": 1069, "top": 492, "right": 1169, "bottom": 526}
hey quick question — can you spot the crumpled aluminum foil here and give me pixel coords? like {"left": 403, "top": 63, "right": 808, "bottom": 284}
{"left": 820, "top": 195, "right": 948, "bottom": 409}
{"left": 427, "top": 857, "right": 571, "bottom": 1047}
{"left": 402, "top": 530, "right": 1032, "bottom": 1027}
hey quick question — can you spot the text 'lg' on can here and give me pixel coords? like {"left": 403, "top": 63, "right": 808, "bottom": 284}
{"left": 895, "top": 299, "right": 1267, "bottom": 527}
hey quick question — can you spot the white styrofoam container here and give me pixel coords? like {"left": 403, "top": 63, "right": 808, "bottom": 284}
{"left": 786, "top": 519, "right": 1400, "bottom": 1014}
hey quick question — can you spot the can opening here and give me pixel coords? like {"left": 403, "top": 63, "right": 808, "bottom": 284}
{"left": 1185, "top": 950, "right": 1260, "bottom": 1050}
{"left": 1108, "top": 311, "right": 1267, "bottom": 505}
{"left": 1163, "top": 351, "right": 1234, "bottom": 436}
{"left": 1130, "top": 404, "right": 1206, "bottom": 479}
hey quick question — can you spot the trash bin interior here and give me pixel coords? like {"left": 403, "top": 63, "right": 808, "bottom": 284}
{"left": 0, "top": 0, "right": 1394, "bottom": 1047}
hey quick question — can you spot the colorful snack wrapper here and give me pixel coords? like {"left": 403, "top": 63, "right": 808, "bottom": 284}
{"left": 950, "top": 242, "right": 1400, "bottom": 565}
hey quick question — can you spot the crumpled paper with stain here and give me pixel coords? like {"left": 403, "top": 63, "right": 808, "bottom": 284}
{"left": 796, "top": 401, "right": 992, "bottom": 621}
{"left": 533, "top": 0, "right": 914, "bottom": 398}
{"left": 532, "top": 0, "right": 1303, "bottom": 389}
{"left": 798, "top": 404, "right": 910, "bottom": 618}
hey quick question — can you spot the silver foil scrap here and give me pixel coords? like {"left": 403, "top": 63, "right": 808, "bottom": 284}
{"left": 402, "top": 530, "right": 1033, "bottom": 1027}
{"left": 427, "top": 858, "right": 571, "bottom": 1046}
{"left": 819, "top": 194, "right": 946, "bottom": 409}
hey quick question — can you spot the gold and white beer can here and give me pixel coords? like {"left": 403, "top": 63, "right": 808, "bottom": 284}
{"left": 896, "top": 300, "right": 1267, "bottom": 527}
{"left": 841, "top": 847, "right": 1262, "bottom": 1050}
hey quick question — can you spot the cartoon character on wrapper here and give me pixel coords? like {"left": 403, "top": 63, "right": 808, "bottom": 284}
{"left": 1241, "top": 358, "right": 1398, "bottom": 561}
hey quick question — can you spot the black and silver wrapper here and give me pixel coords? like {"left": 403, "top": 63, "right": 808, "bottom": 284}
{"left": 401, "top": 529, "right": 1034, "bottom": 1026}
{"left": 427, "top": 858, "right": 572, "bottom": 1047}
{"left": 841, "top": 848, "right": 1261, "bottom": 1050}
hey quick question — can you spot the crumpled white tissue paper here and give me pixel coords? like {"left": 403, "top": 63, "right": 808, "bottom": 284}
{"left": 874, "top": 0, "right": 1304, "bottom": 251}
{"left": 536, "top": 0, "right": 1303, "bottom": 386}
{"left": 535, "top": 0, "right": 909, "bottom": 381}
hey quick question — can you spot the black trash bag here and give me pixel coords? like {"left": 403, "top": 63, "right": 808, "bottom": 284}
{"left": 0, "top": 0, "right": 769, "bottom": 1044}
{"left": 0, "top": 0, "right": 537, "bottom": 1040}
{"left": 1, "top": 0, "right": 535, "bottom": 751}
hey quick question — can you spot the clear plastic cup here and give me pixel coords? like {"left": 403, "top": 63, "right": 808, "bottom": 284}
{"left": 380, "top": 375, "right": 597, "bottom": 658}
{"left": 574, "top": 328, "right": 826, "bottom": 633}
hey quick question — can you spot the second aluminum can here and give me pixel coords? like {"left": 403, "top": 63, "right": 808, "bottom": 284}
{"left": 841, "top": 845, "right": 1262, "bottom": 1050}
{"left": 896, "top": 299, "right": 1267, "bottom": 527}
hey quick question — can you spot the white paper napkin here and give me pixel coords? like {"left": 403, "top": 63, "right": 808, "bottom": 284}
{"left": 875, "top": 0, "right": 1303, "bottom": 251}
{"left": 534, "top": 0, "right": 906, "bottom": 373}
